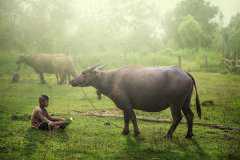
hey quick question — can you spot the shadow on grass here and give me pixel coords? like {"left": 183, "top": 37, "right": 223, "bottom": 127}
{"left": 21, "top": 128, "right": 47, "bottom": 158}
{"left": 192, "top": 138, "right": 209, "bottom": 158}
{"left": 21, "top": 128, "right": 69, "bottom": 159}
{"left": 173, "top": 137, "right": 210, "bottom": 159}
{"left": 112, "top": 135, "right": 209, "bottom": 160}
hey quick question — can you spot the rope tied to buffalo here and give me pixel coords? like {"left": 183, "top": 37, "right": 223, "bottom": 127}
{"left": 80, "top": 88, "right": 122, "bottom": 129}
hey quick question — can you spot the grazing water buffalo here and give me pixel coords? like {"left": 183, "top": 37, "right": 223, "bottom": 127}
{"left": 53, "top": 55, "right": 76, "bottom": 84}
{"left": 16, "top": 53, "right": 76, "bottom": 84}
{"left": 11, "top": 72, "right": 20, "bottom": 83}
{"left": 70, "top": 65, "right": 201, "bottom": 139}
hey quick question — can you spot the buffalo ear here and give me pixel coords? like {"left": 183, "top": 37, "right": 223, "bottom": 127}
{"left": 93, "top": 70, "right": 98, "bottom": 74}
{"left": 83, "top": 64, "right": 100, "bottom": 73}
{"left": 89, "top": 64, "right": 101, "bottom": 70}
{"left": 96, "top": 64, "right": 106, "bottom": 70}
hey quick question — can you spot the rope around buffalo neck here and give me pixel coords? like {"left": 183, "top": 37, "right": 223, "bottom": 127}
{"left": 80, "top": 88, "right": 121, "bottom": 128}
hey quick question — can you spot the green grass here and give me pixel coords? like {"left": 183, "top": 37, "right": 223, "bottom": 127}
{"left": 0, "top": 52, "right": 240, "bottom": 159}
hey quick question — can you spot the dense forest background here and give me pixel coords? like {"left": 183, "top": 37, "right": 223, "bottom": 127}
{"left": 0, "top": 0, "right": 239, "bottom": 58}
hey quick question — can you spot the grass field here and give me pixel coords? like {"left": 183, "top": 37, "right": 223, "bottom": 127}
{"left": 0, "top": 52, "right": 240, "bottom": 160}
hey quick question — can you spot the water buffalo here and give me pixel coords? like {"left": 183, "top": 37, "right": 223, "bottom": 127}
{"left": 11, "top": 72, "right": 20, "bottom": 83}
{"left": 53, "top": 55, "right": 76, "bottom": 84}
{"left": 70, "top": 65, "right": 201, "bottom": 139}
{"left": 16, "top": 53, "right": 76, "bottom": 84}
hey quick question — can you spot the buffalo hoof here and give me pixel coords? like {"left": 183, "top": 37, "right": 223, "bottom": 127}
{"left": 121, "top": 129, "right": 129, "bottom": 135}
{"left": 134, "top": 131, "right": 140, "bottom": 137}
{"left": 185, "top": 133, "right": 193, "bottom": 139}
{"left": 164, "top": 134, "right": 172, "bottom": 140}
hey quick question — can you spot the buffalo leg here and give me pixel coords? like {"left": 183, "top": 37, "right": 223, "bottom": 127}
{"left": 56, "top": 73, "right": 60, "bottom": 84}
{"left": 59, "top": 72, "right": 65, "bottom": 84}
{"left": 182, "top": 95, "right": 194, "bottom": 138}
{"left": 122, "top": 108, "right": 130, "bottom": 135}
{"left": 96, "top": 90, "right": 102, "bottom": 100}
{"left": 67, "top": 73, "right": 71, "bottom": 84}
{"left": 63, "top": 72, "right": 67, "bottom": 84}
{"left": 59, "top": 72, "right": 63, "bottom": 84}
{"left": 39, "top": 73, "right": 46, "bottom": 84}
{"left": 182, "top": 107, "right": 194, "bottom": 138}
{"left": 166, "top": 106, "right": 182, "bottom": 139}
{"left": 114, "top": 96, "right": 132, "bottom": 135}
{"left": 131, "top": 110, "right": 140, "bottom": 136}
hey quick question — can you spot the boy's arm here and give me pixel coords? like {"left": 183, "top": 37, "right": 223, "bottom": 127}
{"left": 45, "top": 111, "right": 64, "bottom": 121}
{"left": 37, "top": 110, "right": 52, "bottom": 124}
{"left": 49, "top": 117, "right": 65, "bottom": 121}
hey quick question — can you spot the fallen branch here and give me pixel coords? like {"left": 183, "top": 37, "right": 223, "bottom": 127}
{"left": 71, "top": 110, "right": 240, "bottom": 132}
{"left": 5, "top": 108, "right": 240, "bottom": 132}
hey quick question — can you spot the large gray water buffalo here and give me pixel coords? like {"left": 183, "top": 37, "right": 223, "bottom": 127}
{"left": 16, "top": 53, "right": 76, "bottom": 84}
{"left": 70, "top": 65, "right": 201, "bottom": 139}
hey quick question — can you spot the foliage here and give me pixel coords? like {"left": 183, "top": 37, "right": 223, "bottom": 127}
{"left": 0, "top": 0, "right": 22, "bottom": 51}
{"left": 0, "top": 0, "right": 231, "bottom": 54}
{"left": 223, "top": 13, "right": 240, "bottom": 56}
{"left": 0, "top": 0, "right": 164, "bottom": 54}
{"left": 163, "top": 0, "right": 220, "bottom": 49}
{"left": 177, "top": 15, "right": 203, "bottom": 49}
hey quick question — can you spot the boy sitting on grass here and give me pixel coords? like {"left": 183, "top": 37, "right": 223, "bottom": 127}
{"left": 31, "top": 95, "right": 71, "bottom": 130}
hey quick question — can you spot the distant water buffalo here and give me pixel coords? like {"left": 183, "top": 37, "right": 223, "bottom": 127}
{"left": 70, "top": 65, "right": 201, "bottom": 139}
{"left": 11, "top": 72, "right": 20, "bottom": 83}
{"left": 16, "top": 53, "right": 76, "bottom": 84}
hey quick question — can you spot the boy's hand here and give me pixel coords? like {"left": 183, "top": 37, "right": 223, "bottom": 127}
{"left": 48, "top": 121, "right": 55, "bottom": 127}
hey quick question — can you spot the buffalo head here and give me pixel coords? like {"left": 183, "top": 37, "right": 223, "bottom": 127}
{"left": 16, "top": 55, "right": 27, "bottom": 65}
{"left": 70, "top": 64, "right": 105, "bottom": 87}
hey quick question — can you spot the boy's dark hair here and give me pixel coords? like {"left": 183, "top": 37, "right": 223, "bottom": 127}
{"left": 39, "top": 95, "right": 49, "bottom": 101}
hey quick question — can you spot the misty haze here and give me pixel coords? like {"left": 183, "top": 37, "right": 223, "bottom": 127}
{"left": 0, "top": 0, "right": 240, "bottom": 159}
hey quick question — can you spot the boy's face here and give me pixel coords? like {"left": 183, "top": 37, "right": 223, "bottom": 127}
{"left": 39, "top": 99, "right": 49, "bottom": 108}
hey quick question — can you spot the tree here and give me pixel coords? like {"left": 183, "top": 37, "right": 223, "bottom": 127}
{"left": 223, "top": 13, "right": 240, "bottom": 56}
{"left": 163, "top": 0, "right": 219, "bottom": 49}
{"left": 177, "top": 15, "right": 203, "bottom": 49}
{"left": 174, "top": 0, "right": 219, "bottom": 32}
{"left": 0, "top": 0, "right": 22, "bottom": 51}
